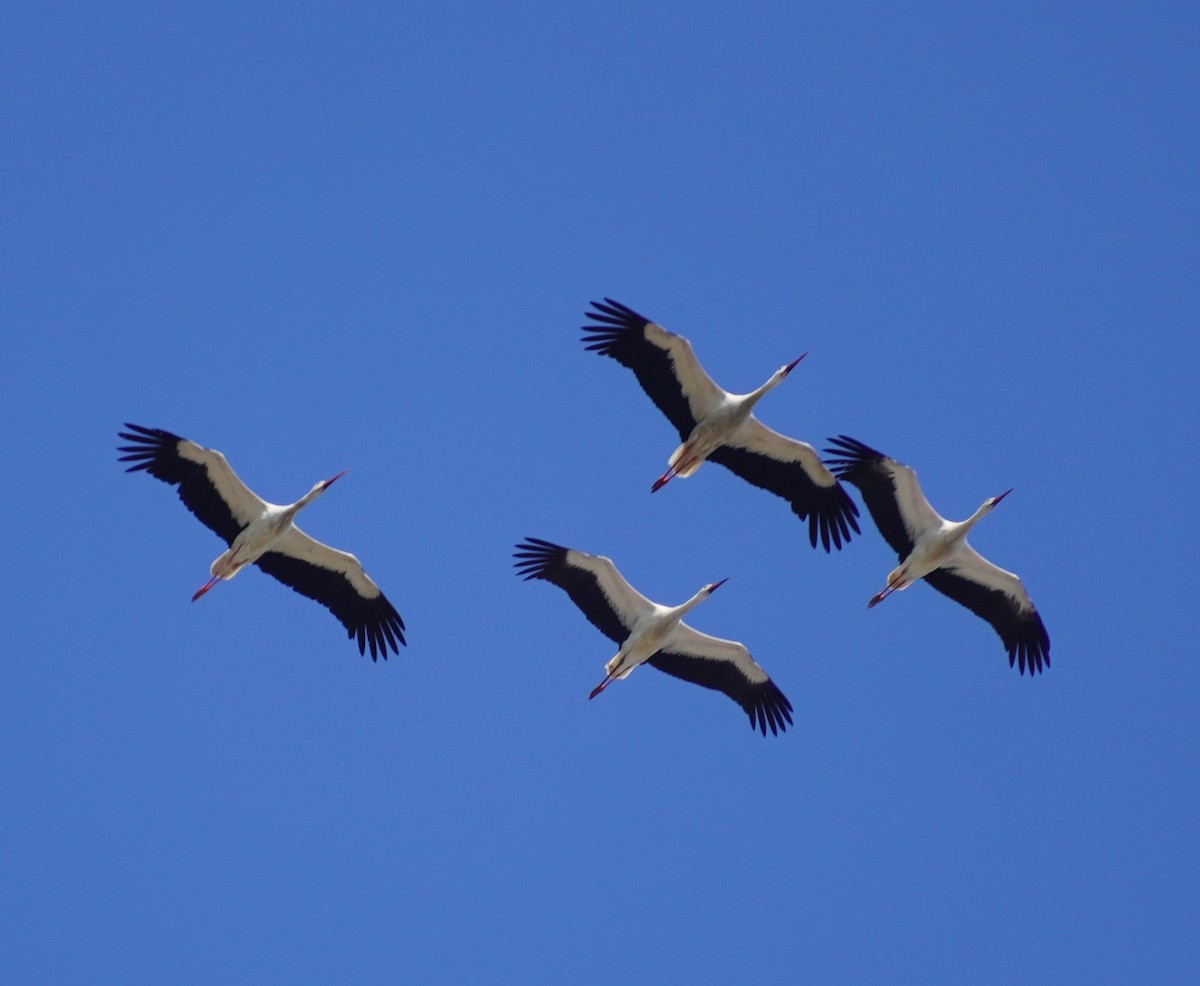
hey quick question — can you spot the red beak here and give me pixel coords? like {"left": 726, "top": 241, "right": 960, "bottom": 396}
{"left": 324, "top": 468, "right": 349, "bottom": 489}
{"left": 992, "top": 488, "right": 1013, "bottom": 505}
{"left": 784, "top": 353, "right": 808, "bottom": 374}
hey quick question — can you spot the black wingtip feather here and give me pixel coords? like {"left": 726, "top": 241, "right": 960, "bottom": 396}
{"left": 802, "top": 482, "right": 862, "bottom": 552}
{"left": 513, "top": 537, "right": 570, "bottom": 581}
{"left": 118, "top": 423, "right": 245, "bottom": 545}
{"left": 579, "top": 299, "right": 701, "bottom": 439}
{"left": 1006, "top": 612, "right": 1050, "bottom": 675}
{"left": 117, "top": 423, "right": 186, "bottom": 474}
{"left": 587, "top": 298, "right": 651, "bottom": 327}
{"left": 253, "top": 552, "right": 407, "bottom": 660}
{"left": 514, "top": 537, "right": 629, "bottom": 645}
{"left": 922, "top": 569, "right": 1050, "bottom": 677}
{"left": 745, "top": 679, "right": 794, "bottom": 736}
{"left": 818, "top": 434, "right": 918, "bottom": 557}
{"left": 822, "top": 434, "right": 888, "bottom": 480}
{"left": 651, "top": 650, "right": 795, "bottom": 737}
{"left": 346, "top": 594, "right": 406, "bottom": 661}
{"left": 707, "top": 445, "right": 862, "bottom": 551}
{"left": 580, "top": 299, "right": 655, "bottom": 354}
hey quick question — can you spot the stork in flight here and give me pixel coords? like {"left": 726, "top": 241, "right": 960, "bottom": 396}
{"left": 582, "top": 298, "right": 859, "bottom": 552}
{"left": 823, "top": 435, "right": 1049, "bottom": 674}
{"left": 117, "top": 423, "right": 405, "bottom": 660}
{"left": 513, "top": 538, "right": 793, "bottom": 735}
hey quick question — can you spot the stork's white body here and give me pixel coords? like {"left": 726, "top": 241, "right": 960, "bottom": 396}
{"left": 664, "top": 368, "right": 795, "bottom": 482}
{"left": 876, "top": 499, "right": 1001, "bottom": 600}
{"left": 213, "top": 514, "right": 282, "bottom": 580}
{"left": 599, "top": 581, "right": 728, "bottom": 691}
{"left": 208, "top": 489, "right": 331, "bottom": 582}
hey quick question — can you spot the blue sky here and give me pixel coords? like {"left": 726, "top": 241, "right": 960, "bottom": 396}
{"left": 3, "top": 2, "right": 1197, "bottom": 982}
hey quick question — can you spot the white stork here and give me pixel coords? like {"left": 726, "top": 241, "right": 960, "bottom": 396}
{"left": 582, "top": 298, "right": 860, "bottom": 552}
{"left": 117, "top": 423, "right": 405, "bottom": 660}
{"left": 823, "top": 435, "right": 1049, "bottom": 674}
{"left": 513, "top": 538, "right": 793, "bottom": 735}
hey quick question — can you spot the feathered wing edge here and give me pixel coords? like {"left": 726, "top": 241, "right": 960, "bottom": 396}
{"left": 924, "top": 568, "right": 1050, "bottom": 675}
{"left": 513, "top": 537, "right": 632, "bottom": 644}
{"left": 581, "top": 298, "right": 721, "bottom": 438}
{"left": 649, "top": 649, "right": 794, "bottom": 735}
{"left": 709, "top": 440, "right": 860, "bottom": 551}
{"left": 254, "top": 550, "right": 406, "bottom": 660}
{"left": 117, "top": 423, "right": 245, "bottom": 544}
{"left": 823, "top": 435, "right": 919, "bottom": 557}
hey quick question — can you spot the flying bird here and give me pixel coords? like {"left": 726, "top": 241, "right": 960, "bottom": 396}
{"left": 582, "top": 298, "right": 859, "bottom": 551}
{"left": 823, "top": 435, "right": 1049, "bottom": 674}
{"left": 513, "top": 538, "right": 793, "bottom": 735}
{"left": 117, "top": 423, "right": 405, "bottom": 659}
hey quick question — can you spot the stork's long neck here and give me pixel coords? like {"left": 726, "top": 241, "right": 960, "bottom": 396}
{"left": 673, "top": 587, "right": 714, "bottom": 620}
{"left": 281, "top": 486, "right": 323, "bottom": 526}
{"left": 952, "top": 501, "right": 994, "bottom": 541}
{"left": 743, "top": 374, "right": 782, "bottom": 411}
{"left": 741, "top": 356, "right": 802, "bottom": 411}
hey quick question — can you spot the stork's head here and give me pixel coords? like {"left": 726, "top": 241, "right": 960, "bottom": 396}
{"left": 778, "top": 353, "right": 807, "bottom": 379}
{"left": 985, "top": 488, "right": 1013, "bottom": 511}
{"left": 752, "top": 354, "right": 807, "bottom": 402}
{"left": 704, "top": 577, "right": 730, "bottom": 595}
{"left": 308, "top": 469, "right": 348, "bottom": 498}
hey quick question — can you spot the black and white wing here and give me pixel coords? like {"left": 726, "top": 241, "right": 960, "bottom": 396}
{"left": 582, "top": 298, "right": 726, "bottom": 439}
{"left": 513, "top": 537, "right": 652, "bottom": 644}
{"left": 650, "top": 626, "right": 794, "bottom": 736}
{"left": 255, "top": 527, "right": 406, "bottom": 660}
{"left": 924, "top": 547, "right": 1050, "bottom": 675}
{"left": 711, "top": 419, "right": 861, "bottom": 551}
{"left": 823, "top": 435, "right": 943, "bottom": 557}
{"left": 118, "top": 423, "right": 265, "bottom": 544}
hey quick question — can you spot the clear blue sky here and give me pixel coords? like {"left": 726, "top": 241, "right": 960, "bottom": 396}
{"left": 3, "top": 2, "right": 1197, "bottom": 983}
